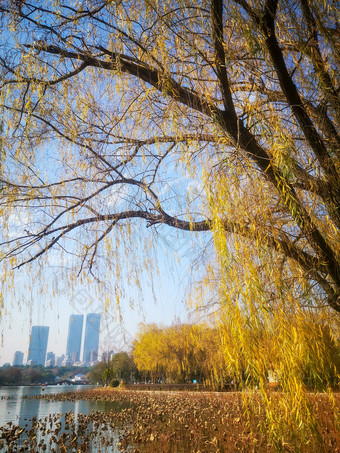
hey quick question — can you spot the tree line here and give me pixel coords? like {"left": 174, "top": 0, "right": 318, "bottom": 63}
{"left": 0, "top": 365, "right": 90, "bottom": 385}
{"left": 93, "top": 322, "right": 340, "bottom": 390}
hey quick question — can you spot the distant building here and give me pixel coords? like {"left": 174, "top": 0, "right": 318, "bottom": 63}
{"left": 83, "top": 313, "right": 101, "bottom": 364}
{"left": 46, "top": 351, "right": 55, "bottom": 361}
{"left": 102, "top": 350, "right": 114, "bottom": 363}
{"left": 46, "top": 352, "right": 55, "bottom": 367}
{"left": 13, "top": 351, "right": 24, "bottom": 366}
{"left": 73, "top": 360, "right": 85, "bottom": 367}
{"left": 66, "top": 314, "right": 84, "bottom": 364}
{"left": 56, "top": 354, "right": 65, "bottom": 367}
{"left": 62, "top": 356, "right": 74, "bottom": 366}
{"left": 71, "top": 373, "right": 88, "bottom": 383}
{"left": 90, "top": 350, "right": 98, "bottom": 364}
{"left": 27, "top": 326, "right": 49, "bottom": 366}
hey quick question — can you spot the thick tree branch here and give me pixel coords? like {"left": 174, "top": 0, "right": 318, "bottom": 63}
{"left": 211, "top": 0, "right": 237, "bottom": 116}
{"left": 260, "top": 5, "right": 339, "bottom": 185}
{"left": 8, "top": 199, "right": 338, "bottom": 310}
{"left": 17, "top": 41, "right": 340, "bottom": 293}
{"left": 300, "top": 0, "right": 340, "bottom": 122}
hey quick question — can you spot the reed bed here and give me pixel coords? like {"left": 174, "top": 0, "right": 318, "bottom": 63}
{"left": 1, "top": 388, "right": 339, "bottom": 452}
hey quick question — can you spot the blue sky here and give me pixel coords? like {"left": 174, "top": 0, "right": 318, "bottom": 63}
{"left": 0, "top": 277, "right": 188, "bottom": 366}
{"left": 0, "top": 229, "right": 201, "bottom": 366}
{"left": 0, "top": 3, "right": 217, "bottom": 366}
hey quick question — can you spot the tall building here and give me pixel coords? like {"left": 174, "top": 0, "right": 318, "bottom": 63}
{"left": 66, "top": 314, "right": 84, "bottom": 364}
{"left": 83, "top": 313, "right": 101, "bottom": 363}
{"left": 46, "top": 351, "right": 55, "bottom": 367}
{"left": 27, "top": 326, "right": 49, "bottom": 366}
{"left": 13, "top": 351, "right": 24, "bottom": 366}
{"left": 56, "top": 354, "right": 65, "bottom": 367}
{"left": 46, "top": 351, "right": 55, "bottom": 361}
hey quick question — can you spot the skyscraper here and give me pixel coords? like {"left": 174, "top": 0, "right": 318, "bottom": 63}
{"left": 46, "top": 351, "right": 55, "bottom": 367}
{"left": 13, "top": 351, "right": 24, "bottom": 366}
{"left": 66, "top": 314, "right": 84, "bottom": 364}
{"left": 83, "top": 313, "right": 101, "bottom": 363}
{"left": 27, "top": 326, "right": 49, "bottom": 366}
{"left": 56, "top": 354, "right": 65, "bottom": 367}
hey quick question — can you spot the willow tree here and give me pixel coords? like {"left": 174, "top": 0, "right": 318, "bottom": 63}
{"left": 133, "top": 323, "right": 227, "bottom": 385}
{"left": 0, "top": 0, "right": 339, "bottom": 446}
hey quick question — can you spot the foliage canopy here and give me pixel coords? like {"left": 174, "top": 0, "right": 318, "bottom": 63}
{"left": 0, "top": 0, "right": 339, "bottom": 312}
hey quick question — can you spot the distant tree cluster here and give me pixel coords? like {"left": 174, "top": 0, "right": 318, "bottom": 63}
{"left": 88, "top": 352, "right": 137, "bottom": 386}
{"left": 0, "top": 366, "right": 55, "bottom": 385}
{"left": 88, "top": 325, "right": 228, "bottom": 388}
{"left": 0, "top": 365, "right": 90, "bottom": 385}
{"left": 132, "top": 323, "right": 227, "bottom": 387}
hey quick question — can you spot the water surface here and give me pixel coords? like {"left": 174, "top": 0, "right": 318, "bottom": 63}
{"left": 0, "top": 385, "right": 128, "bottom": 452}
{"left": 0, "top": 384, "right": 104, "bottom": 426}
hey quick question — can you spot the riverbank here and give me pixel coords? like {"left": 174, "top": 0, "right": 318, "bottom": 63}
{"left": 2, "top": 387, "right": 339, "bottom": 452}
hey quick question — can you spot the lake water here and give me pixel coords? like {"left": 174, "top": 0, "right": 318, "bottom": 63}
{"left": 0, "top": 385, "right": 111, "bottom": 426}
{"left": 0, "top": 385, "right": 128, "bottom": 452}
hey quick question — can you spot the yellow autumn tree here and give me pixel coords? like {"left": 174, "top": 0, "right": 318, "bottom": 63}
{"left": 0, "top": 0, "right": 339, "bottom": 448}
{"left": 191, "top": 323, "right": 229, "bottom": 388}
{"left": 132, "top": 324, "right": 167, "bottom": 382}
{"left": 133, "top": 322, "right": 227, "bottom": 385}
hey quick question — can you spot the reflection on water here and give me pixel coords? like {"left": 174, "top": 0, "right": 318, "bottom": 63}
{"left": 0, "top": 385, "right": 128, "bottom": 452}
{"left": 0, "top": 385, "right": 94, "bottom": 425}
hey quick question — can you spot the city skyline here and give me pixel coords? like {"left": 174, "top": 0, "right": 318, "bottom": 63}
{"left": 0, "top": 213, "right": 189, "bottom": 368}
{"left": 7, "top": 313, "right": 103, "bottom": 367}
{"left": 0, "top": 260, "right": 187, "bottom": 367}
